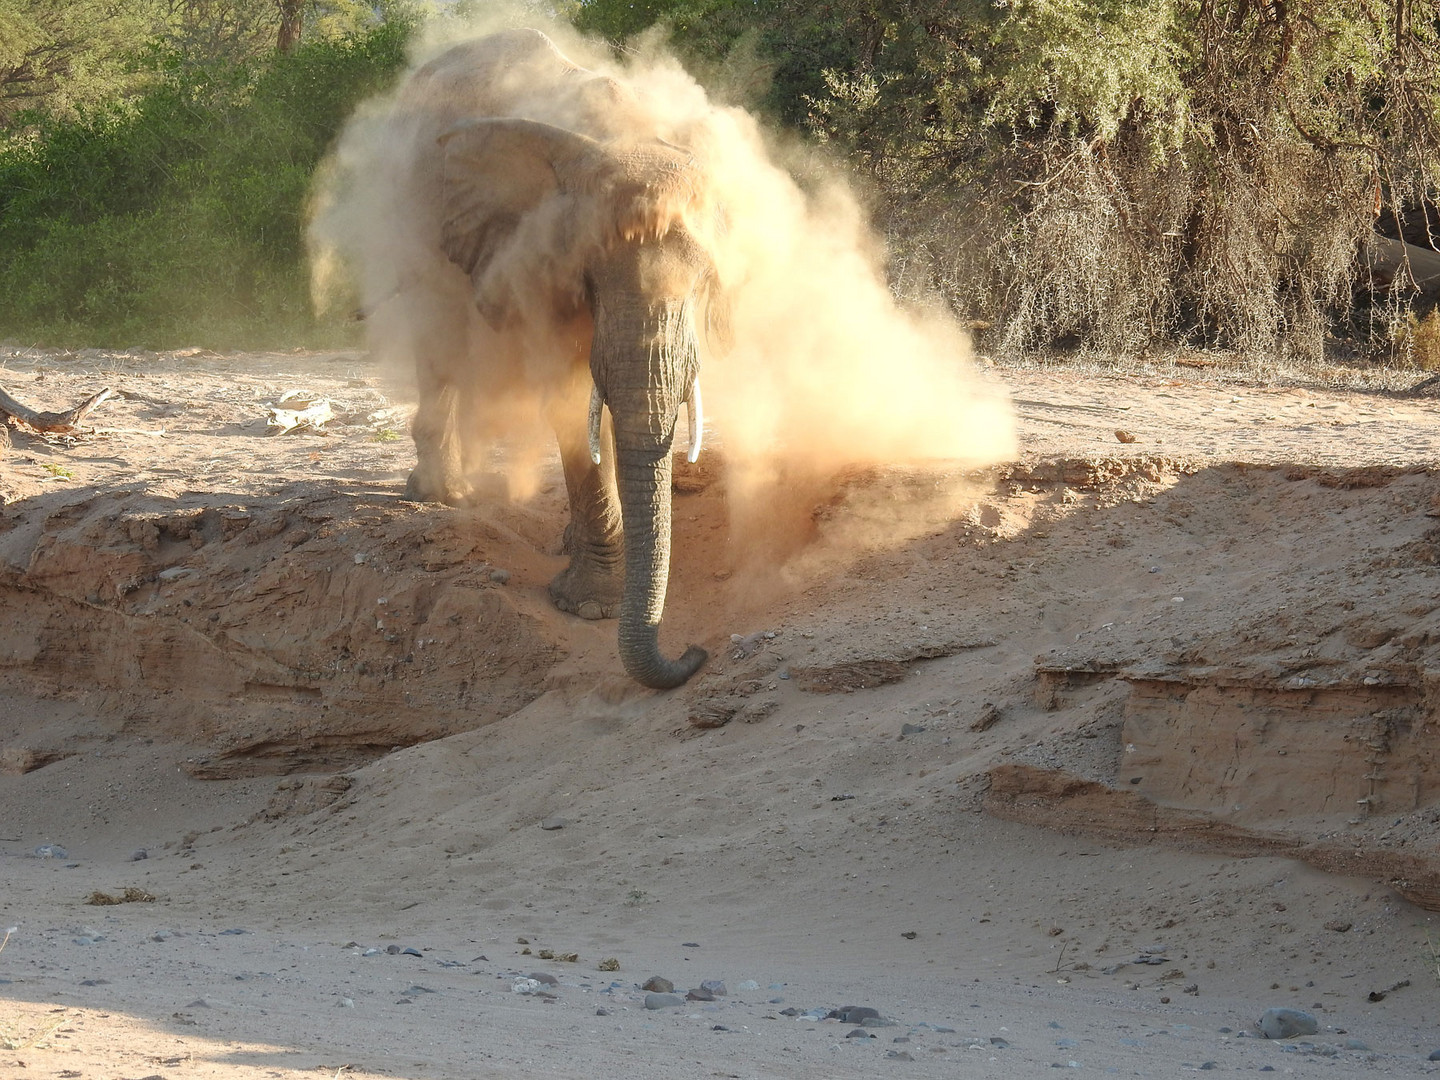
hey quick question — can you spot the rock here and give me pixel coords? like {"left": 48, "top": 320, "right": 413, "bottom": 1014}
{"left": 1258, "top": 1007, "right": 1319, "bottom": 1039}
{"left": 845, "top": 1028, "right": 874, "bottom": 1039}
{"left": 34, "top": 844, "right": 68, "bottom": 859}
{"left": 900, "top": 723, "right": 926, "bottom": 736}
{"left": 970, "top": 703, "right": 1002, "bottom": 732}
{"left": 338, "top": 997, "right": 355, "bottom": 1008}
{"left": 833, "top": 1005, "right": 881, "bottom": 1024}
{"left": 644, "top": 992, "right": 685, "bottom": 1009}
{"left": 779, "top": 1007, "right": 799, "bottom": 1016}
{"left": 990, "top": 1036, "right": 1011, "bottom": 1048}
{"left": 642, "top": 976, "right": 674, "bottom": 993}
{"left": 700, "top": 979, "right": 727, "bottom": 996}
{"left": 735, "top": 979, "right": 760, "bottom": 992}
{"left": 597, "top": 957, "right": 619, "bottom": 972}
{"left": 539, "top": 817, "right": 568, "bottom": 831}
{"left": 1323, "top": 919, "right": 1352, "bottom": 933}
{"left": 528, "top": 972, "right": 558, "bottom": 986}
{"left": 1115, "top": 429, "right": 1137, "bottom": 443}
{"left": 595, "top": 1007, "right": 609, "bottom": 1016}
{"left": 489, "top": 568, "right": 510, "bottom": 584}
{"left": 686, "top": 988, "right": 715, "bottom": 1001}
{"left": 130, "top": 849, "right": 148, "bottom": 861}
{"left": 1343, "top": 1039, "right": 1370, "bottom": 1051}
{"left": 885, "top": 1050, "right": 913, "bottom": 1060}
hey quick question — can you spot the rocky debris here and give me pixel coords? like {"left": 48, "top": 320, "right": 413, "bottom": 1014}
{"left": 729, "top": 629, "right": 777, "bottom": 659}
{"left": 1257, "top": 1007, "right": 1319, "bottom": 1039}
{"left": 642, "top": 976, "right": 674, "bottom": 993}
{"left": 970, "top": 702, "right": 1003, "bottom": 732}
{"left": 644, "top": 992, "right": 685, "bottom": 1009}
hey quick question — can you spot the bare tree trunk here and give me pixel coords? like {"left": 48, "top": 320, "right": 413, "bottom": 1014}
{"left": 277, "top": 0, "right": 303, "bottom": 54}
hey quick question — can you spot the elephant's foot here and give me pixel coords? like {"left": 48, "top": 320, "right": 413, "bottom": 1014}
{"left": 404, "top": 466, "right": 475, "bottom": 507}
{"left": 549, "top": 555, "right": 624, "bottom": 620}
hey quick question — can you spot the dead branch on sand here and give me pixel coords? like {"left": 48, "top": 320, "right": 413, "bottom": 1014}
{"left": 0, "top": 385, "right": 114, "bottom": 433}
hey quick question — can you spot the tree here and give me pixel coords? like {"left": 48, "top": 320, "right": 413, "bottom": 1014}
{"left": 577, "top": 0, "right": 1440, "bottom": 361}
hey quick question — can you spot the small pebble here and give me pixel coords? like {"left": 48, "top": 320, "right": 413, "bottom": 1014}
{"left": 642, "top": 976, "right": 674, "bottom": 994}
{"left": 735, "top": 979, "right": 760, "bottom": 992}
{"left": 885, "top": 1050, "right": 913, "bottom": 1060}
{"left": 700, "top": 979, "right": 727, "bottom": 996}
{"left": 34, "top": 845, "right": 68, "bottom": 859}
{"left": 845, "top": 1028, "right": 874, "bottom": 1039}
{"left": 489, "top": 568, "right": 510, "bottom": 584}
{"left": 900, "top": 723, "right": 926, "bottom": 736}
{"left": 1429, "top": 1049, "right": 1440, "bottom": 1062}
{"left": 644, "top": 992, "right": 685, "bottom": 1009}
{"left": 130, "top": 849, "right": 148, "bottom": 861}
{"left": 539, "top": 817, "right": 568, "bottom": 831}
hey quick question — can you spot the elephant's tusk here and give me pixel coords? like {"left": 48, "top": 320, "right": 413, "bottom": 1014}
{"left": 588, "top": 383, "right": 604, "bottom": 465}
{"left": 686, "top": 377, "right": 703, "bottom": 464}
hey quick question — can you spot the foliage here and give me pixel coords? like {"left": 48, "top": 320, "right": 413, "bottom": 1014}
{"left": 0, "top": 1, "right": 391, "bottom": 127}
{"left": 0, "top": 17, "right": 413, "bottom": 347}
{"left": 580, "top": 0, "right": 1440, "bottom": 363}
{"left": 1401, "top": 309, "right": 1440, "bottom": 371}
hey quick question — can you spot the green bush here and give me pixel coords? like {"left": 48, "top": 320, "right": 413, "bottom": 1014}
{"left": 0, "top": 18, "right": 412, "bottom": 349}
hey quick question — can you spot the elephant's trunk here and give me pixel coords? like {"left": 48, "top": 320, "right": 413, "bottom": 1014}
{"left": 597, "top": 294, "right": 707, "bottom": 689}
{"left": 613, "top": 439, "right": 707, "bottom": 689}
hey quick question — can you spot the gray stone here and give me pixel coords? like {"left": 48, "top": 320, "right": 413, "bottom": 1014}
{"left": 835, "top": 1005, "right": 881, "bottom": 1024}
{"left": 1258, "top": 1008, "right": 1319, "bottom": 1039}
{"left": 528, "top": 972, "right": 558, "bottom": 986}
{"left": 642, "top": 976, "right": 674, "bottom": 994}
{"left": 1343, "top": 1039, "right": 1370, "bottom": 1051}
{"left": 845, "top": 1028, "right": 874, "bottom": 1039}
{"left": 1429, "top": 1048, "right": 1440, "bottom": 1061}
{"left": 644, "top": 992, "right": 685, "bottom": 1009}
{"left": 699, "top": 979, "right": 727, "bottom": 996}
{"left": 539, "top": 817, "right": 568, "bottom": 831}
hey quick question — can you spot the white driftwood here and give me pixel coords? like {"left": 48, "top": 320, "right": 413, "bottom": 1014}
{"left": 266, "top": 397, "right": 334, "bottom": 435}
{"left": 0, "top": 385, "right": 114, "bottom": 432}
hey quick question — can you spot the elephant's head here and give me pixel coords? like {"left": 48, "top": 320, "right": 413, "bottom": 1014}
{"left": 436, "top": 118, "right": 719, "bottom": 688}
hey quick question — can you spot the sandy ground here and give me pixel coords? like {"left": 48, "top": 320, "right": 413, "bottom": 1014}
{"left": 2, "top": 345, "right": 1440, "bottom": 1078}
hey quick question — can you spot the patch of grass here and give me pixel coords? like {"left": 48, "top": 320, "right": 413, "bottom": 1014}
{"left": 85, "top": 887, "right": 156, "bottom": 905}
{"left": 1400, "top": 309, "right": 1440, "bottom": 372}
{"left": 42, "top": 462, "right": 73, "bottom": 478}
{"left": 371, "top": 427, "right": 401, "bottom": 442}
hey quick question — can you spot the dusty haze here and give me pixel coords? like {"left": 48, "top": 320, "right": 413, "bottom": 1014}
{"left": 308, "top": 9, "right": 1015, "bottom": 564}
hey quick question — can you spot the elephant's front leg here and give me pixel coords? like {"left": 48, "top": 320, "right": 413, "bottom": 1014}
{"left": 405, "top": 376, "right": 475, "bottom": 505}
{"left": 547, "top": 391, "right": 625, "bottom": 620}
{"left": 402, "top": 285, "right": 477, "bottom": 506}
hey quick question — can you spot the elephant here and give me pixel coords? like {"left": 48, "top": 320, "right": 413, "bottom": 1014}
{"left": 340, "top": 29, "right": 720, "bottom": 689}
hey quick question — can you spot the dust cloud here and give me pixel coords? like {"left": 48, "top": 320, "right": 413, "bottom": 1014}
{"left": 309, "top": 8, "right": 1015, "bottom": 560}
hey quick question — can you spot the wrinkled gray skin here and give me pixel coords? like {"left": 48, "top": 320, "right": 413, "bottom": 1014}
{"left": 369, "top": 30, "right": 712, "bottom": 689}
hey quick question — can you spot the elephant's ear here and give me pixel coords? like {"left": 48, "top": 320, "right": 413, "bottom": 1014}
{"left": 437, "top": 118, "right": 600, "bottom": 323}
